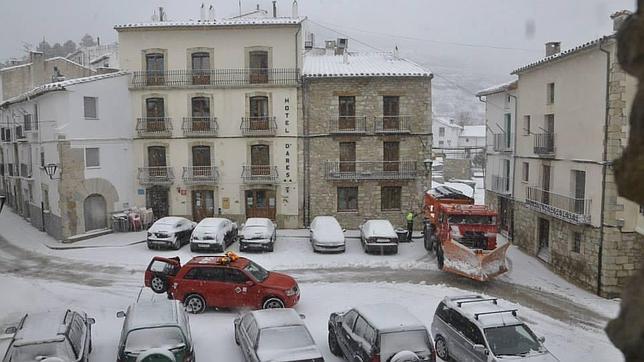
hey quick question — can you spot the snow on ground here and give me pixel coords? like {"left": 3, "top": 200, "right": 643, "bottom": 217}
{"left": 0, "top": 275, "right": 622, "bottom": 362}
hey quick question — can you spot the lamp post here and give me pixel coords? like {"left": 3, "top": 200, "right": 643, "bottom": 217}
{"left": 43, "top": 163, "right": 61, "bottom": 180}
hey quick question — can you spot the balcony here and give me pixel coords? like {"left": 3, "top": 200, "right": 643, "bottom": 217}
{"left": 329, "top": 116, "right": 368, "bottom": 134}
{"left": 136, "top": 118, "right": 173, "bottom": 138}
{"left": 533, "top": 133, "right": 555, "bottom": 156}
{"left": 182, "top": 117, "right": 218, "bottom": 137}
{"left": 490, "top": 175, "right": 510, "bottom": 194}
{"left": 374, "top": 116, "right": 412, "bottom": 134}
{"left": 19, "top": 163, "right": 32, "bottom": 179}
{"left": 240, "top": 117, "right": 277, "bottom": 137}
{"left": 129, "top": 68, "right": 299, "bottom": 88}
{"left": 241, "top": 165, "right": 278, "bottom": 184}
{"left": 325, "top": 161, "right": 418, "bottom": 180}
{"left": 182, "top": 166, "right": 219, "bottom": 185}
{"left": 492, "top": 133, "right": 512, "bottom": 152}
{"left": 138, "top": 167, "right": 175, "bottom": 185}
{"left": 525, "top": 186, "right": 591, "bottom": 224}
{"left": 15, "top": 126, "right": 26, "bottom": 142}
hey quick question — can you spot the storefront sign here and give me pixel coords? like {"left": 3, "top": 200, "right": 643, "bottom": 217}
{"left": 525, "top": 199, "right": 587, "bottom": 224}
{"left": 284, "top": 97, "right": 291, "bottom": 134}
{"left": 222, "top": 197, "right": 230, "bottom": 209}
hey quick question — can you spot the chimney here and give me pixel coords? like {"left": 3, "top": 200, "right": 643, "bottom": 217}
{"left": 325, "top": 40, "right": 336, "bottom": 55}
{"left": 152, "top": 9, "right": 159, "bottom": 22}
{"left": 200, "top": 3, "right": 205, "bottom": 21}
{"left": 208, "top": 5, "right": 215, "bottom": 20}
{"left": 611, "top": 10, "right": 632, "bottom": 31}
{"left": 335, "top": 38, "right": 348, "bottom": 55}
{"left": 305, "top": 32, "right": 314, "bottom": 49}
{"left": 343, "top": 51, "right": 349, "bottom": 64}
{"left": 272, "top": 1, "right": 277, "bottom": 17}
{"left": 393, "top": 45, "right": 399, "bottom": 58}
{"left": 292, "top": 0, "right": 298, "bottom": 18}
{"left": 29, "top": 51, "right": 46, "bottom": 87}
{"left": 159, "top": 7, "right": 165, "bottom": 21}
{"left": 97, "top": 36, "right": 100, "bottom": 46}
{"left": 545, "top": 41, "right": 561, "bottom": 57}
{"left": 256, "top": 3, "right": 260, "bottom": 10}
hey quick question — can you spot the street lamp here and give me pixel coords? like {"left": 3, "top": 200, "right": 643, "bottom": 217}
{"left": 423, "top": 159, "right": 433, "bottom": 172}
{"left": 43, "top": 163, "right": 61, "bottom": 180}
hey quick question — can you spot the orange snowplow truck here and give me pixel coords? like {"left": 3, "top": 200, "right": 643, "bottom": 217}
{"left": 423, "top": 186, "right": 509, "bottom": 281}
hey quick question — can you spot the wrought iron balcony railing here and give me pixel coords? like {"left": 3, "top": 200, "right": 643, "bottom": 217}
{"left": 525, "top": 186, "right": 591, "bottom": 224}
{"left": 241, "top": 165, "right": 278, "bottom": 184}
{"left": 136, "top": 117, "right": 173, "bottom": 138}
{"left": 182, "top": 166, "right": 219, "bottom": 185}
{"left": 240, "top": 117, "right": 277, "bottom": 136}
{"left": 374, "top": 116, "right": 412, "bottom": 134}
{"left": 325, "top": 160, "right": 418, "bottom": 180}
{"left": 182, "top": 117, "right": 218, "bottom": 137}
{"left": 490, "top": 175, "right": 510, "bottom": 194}
{"left": 329, "top": 116, "right": 368, "bottom": 134}
{"left": 533, "top": 133, "right": 555, "bottom": 155}
{"left": 129, "top": 68, "right": 299, "bottom": 88}
{"left": 492, "top": 133, "right": 512, "bottom": 152}
{"left": 138, "top": 167, "right": 175, "bottom": 185}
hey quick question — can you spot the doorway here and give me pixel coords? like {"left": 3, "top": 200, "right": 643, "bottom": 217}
{"left": 192, "top": 190, "right": 214, "bottom": 222}
{"left": 245, "top": 189, "right": 276, "bottom": 220}
{"left": 537, "top": 217, "right": 550, "bottom": 262}
{"left": 146, "top": 186, "right": 169, "bottom": 220}
{"left": 84, "top": 194, "right": 107, "bottom": 232}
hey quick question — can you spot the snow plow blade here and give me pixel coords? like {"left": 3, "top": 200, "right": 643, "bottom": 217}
{"left": 442, "top": 242, "right": 510, "bottom": 281}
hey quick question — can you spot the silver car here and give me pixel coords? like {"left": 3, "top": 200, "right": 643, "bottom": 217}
{"left": 431, "top": 295, "right": 559, "bottom": 362}
{"left": 189, "top": 217, "right": 238, "bottom": 252}
{"left": 310, "top": 216, "right": 346, "bottom": 253}
{"left": 239, "top": 218, "right": 277, "bottom": 252}
{"left": 147, "top": 217, "right": 196, "bottom": 250}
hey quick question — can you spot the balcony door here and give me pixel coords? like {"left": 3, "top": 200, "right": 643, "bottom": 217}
{"left": 338, "top": 96, "right": 356, "bottom": 130}
{"left": 541, "top": 165, "right": 551, "bottom": 205}
{"left": 383, "top": 96, "right": 400, "bottom": 130}
{"left": 148, "top": 146, "right": 167, "bottom": 179}
{"left": 147, "top": 186, "right": 169, "bottom": 220}
{"left": 537, "top": 218, "right": 550, "bottom": 262}
{"left": 383, "top": 141, "right": 400, "bottom": 172}
{"left": 249, "top": 96, "right": 269, "bottom": 130}
{"left": 191, "top": 52, "right": 210, "bottom": 85}
{"left": 339, "top": 142, "right": 356, "bottom": 173}
{"left": 572, "top": 170, "right": 586, "bottom": 214}
{"left": 192, "top": 146, "right": 212, "bottom": 179}
{"left": 245, "top": 190, "right": 276, "bottom": 220}
{"left": 146, "top": 98, "right": 165, "bottom": 131}
{"left": 251, "top": 145, "right": 270, "bottom": 176}
{"left": 145, "top": 53, "right": 164, "bottom": 85}
{"left": 192, "top": 97, "right": 211, "bottom": 131}
{"left": 249, "top": 51, "right": 268, "bottom": 84}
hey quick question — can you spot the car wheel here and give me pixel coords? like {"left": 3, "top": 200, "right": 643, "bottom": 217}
{"left": 185, "top": 294, "right": 206, "bottom": 314}
{"left": 328, "top": 330, "right": 342, "bottom": 356}
{"left": 267, "top": 242, "right": 274, "bottom": 252}
{"left": 435, "top": 335, "right": 450, "bottom": 361}
{"left": 190, "top": 244, "right": 196, "bottom": 252}
{"left": 239, "top": 242, "right": 245, "bottom": 252}
{"left": 150, "top": 275, "right": 167, "bottom": 294}
{"left": 262, "top": 297, "right": 285, "bottom": 309}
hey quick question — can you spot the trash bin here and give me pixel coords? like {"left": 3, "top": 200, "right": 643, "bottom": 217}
{"left": 395, "top": 228, "right": 409, "bottom": 242}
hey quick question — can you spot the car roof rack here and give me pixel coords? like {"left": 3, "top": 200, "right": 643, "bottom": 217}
{"left": 457, "top": 298, "right": 498, "bottom": 307}
{"left": 474, "top": 309, "right": 518, "bottom": 320}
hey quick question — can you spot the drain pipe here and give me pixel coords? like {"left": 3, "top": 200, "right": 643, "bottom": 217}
{"left": 302, "top": 78, "right": 310, "bottom": 226}
{"left": 597, "top": 37, "right": 611, "bottom": 297}
{"left": 508, "top": 93, "right": 518, "bottom": 240}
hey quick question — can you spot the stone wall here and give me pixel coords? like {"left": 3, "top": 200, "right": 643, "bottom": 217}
{"left": 443, "top": 158, "right": 471, "bottom": 180}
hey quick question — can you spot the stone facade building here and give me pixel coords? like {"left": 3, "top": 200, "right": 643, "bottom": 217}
{"left": 301, "top": 46, "right": 432, "bottom": 228}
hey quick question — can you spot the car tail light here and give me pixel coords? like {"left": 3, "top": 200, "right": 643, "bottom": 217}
{"left": 370, "top": 354, "right": 380, "bottom": 362}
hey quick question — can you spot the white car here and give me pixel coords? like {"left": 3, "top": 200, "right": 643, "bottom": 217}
{"left": 189, "top": 217, "right": 238, "bottom": 252}
{"left": 239, "top": 218, "right": 277, "bottom": 252}
{"left": 147, "top": 216, "right": 196, "bottom": 250}
{"left": 310, "top": 216, "right": 346, "bottom": 253}
{"left": 359, "top": 219, "right": 399, "bottom": 254}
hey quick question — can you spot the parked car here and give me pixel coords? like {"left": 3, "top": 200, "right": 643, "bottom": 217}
{"left": 116, "top": 299, "right": 195, "bottom": 362}
{"left": 234, "top": 308, "right": 324, "bottom": 362}
{"left": 2, "top": 310, "right": 95, "bottom": 362}
{"left": 147, "top": 216, "right": 196, "bottom": 250}
{"left": 144, "top": 252, "right": 300, "bottom": 313}
{"left": 239, "top": 218, "right": 277, "bottom": 252}
{"left": 431, "top": 295, "right": 559, "bottom": 361}
{"left": 310, "top": 216, "right": 346, "bottom": 253}
{"left": 359, "top": 219, "right": 399, "bottom": 254}
{"left": 189, "top": 217, "right": 238, "bottom": 252}
{"left": 328, "top": 303, "right": 436, "bottom": 362}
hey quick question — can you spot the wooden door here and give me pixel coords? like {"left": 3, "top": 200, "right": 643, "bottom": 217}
{"left": 84, "top": 194, "right": 107, "bottom": 231}
{"left": 148, "top": 146, "right": 167, "bottom": 179}
{"left": 339, "top": 142, "right": 356, "bottom": 172}
{"left": 192, "top": 190, "right": 214, "bottom": 222}
{"left": 191, "top": 52, "right": 210, "bottom": 85}
{"left": 249, "top": 51, "right": 268, "bottom": 83}
{"left": 192, "top": 146, "right": 211, "bottom": 179}
{"left": 146, "top": 186, "right": 169, "bottom": 219}
{"left": 145, "top": 98, "right": 165, "bottom": 131}
{"left": 145, "top": 53, "right": 164, "bottom": 85}
{"left": 383, "top": 96, "right": 400, "bottom": 130}
{"left": 245, "top": 190, "right": 276, "bottom": 220}
{"left": 249, "top": 97, "right": 269, "bottom": 130}
{"left": 191, "top": 97, "right": 211, "bottom": 131}
{"left": 338, "top": 96, "right": 356, "bottom": 130}
{"left": 541, "top": 165, "right": 551, "bottom": 204}
{"left": 383, "top": 141, "right": 400, "bottom": 172}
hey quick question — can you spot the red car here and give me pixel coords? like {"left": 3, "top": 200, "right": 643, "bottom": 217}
{"left": 144, "top": 252, "right": 300, "bottom": 313}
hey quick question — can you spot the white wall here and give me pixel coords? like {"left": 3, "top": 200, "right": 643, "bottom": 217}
{"left": 484, "top": 90, "right": 515, "bottom": 195}
{"left": 432, "top": 118, "right": 461, "bottom": 148}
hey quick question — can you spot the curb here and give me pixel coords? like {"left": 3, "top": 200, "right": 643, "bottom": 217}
{"left": 43, "top": 239, "right": 147, "bottom": 250}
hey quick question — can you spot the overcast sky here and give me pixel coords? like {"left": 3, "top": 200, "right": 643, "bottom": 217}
{"left": 0, "top": 0, "right": 636, "bottom": 117}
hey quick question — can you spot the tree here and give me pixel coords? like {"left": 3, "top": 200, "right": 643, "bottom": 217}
{"left": 62, "top": 40, "right": 77, "bottom": 55}
{"left": 36, "top": 39, "right": 51, "bottom": 55}
{"left": 51, "top": 43, "right": 64, "bottom": 57}
{"left": 79, "top": 34, "right": 96, "bottom": 47}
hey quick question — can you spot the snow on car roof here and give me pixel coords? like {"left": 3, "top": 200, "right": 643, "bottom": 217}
{"left": 123, "top": 300, "right": 181, "bottom": 331}
{"left": 354, "top": 304, "right": 425, "bottom": 333}
{"left": 196, "top": 218, "right": 228, "bottom": 228}
{"left": 250, "top": 308, "right": 304, "bottom": 330}
{"left": 244, "top": 218, "right": 271, "bottom": 227}
{"left": 156, "top": 216, "right": 188, "bottom": 225}
{"left": 13, "top": 310, "right": 69, "bottom": 344}
{"left": 443, "top": 296, "right": 522, "bottom": 328}
{"left": 361, "top": 220, "right": 397, "bottom": 239}
{"left": 311, "top": 216, "right": 344, "bottom": 241}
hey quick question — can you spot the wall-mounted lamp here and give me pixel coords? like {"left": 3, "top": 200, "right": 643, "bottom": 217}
{"left": 0, "top": 195, "right": 5, "bottom": 214}
{"left": 43, "top": 163, "right": 61, "bottom": 180}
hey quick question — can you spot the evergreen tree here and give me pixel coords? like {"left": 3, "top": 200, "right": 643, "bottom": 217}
{"left": 79, "top": 34, "right": 96, "bottom": 47}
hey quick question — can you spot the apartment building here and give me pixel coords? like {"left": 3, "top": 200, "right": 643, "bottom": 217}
{"left": 432, "top": 117, "right": 462, "bottom": 148}
{"left": 0, "top": 72, "right": 134, "bottom": 240}
{"left": 301, "top": 45, "right": 432, "bottom": 228}
{"left": 511, "top": 14, "right": 643, "bottom": 297}
{"left": 115, "top": 5, "right": 303, "bottom": 227}
{"left": 477, "top": 80, "right": 517, "bottom": 238}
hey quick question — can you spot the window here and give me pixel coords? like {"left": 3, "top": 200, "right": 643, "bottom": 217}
{"left": 191, "top": 52, "right": 210, "bottom": 85}
{"left": 34, "top": 104, "right": 38, "bottom": 130}
{"left": 192, "top": 97, "right": 210, "bottom": 118}
{"left": 67, "top": 313, "right": 86, "bottom": 358}
{"left": 523, "top": 115, "right": 531, "bottom": 135}
{"left": 546, "top": 82, "right": 555, "bottom": 104}
{"left": 192, "top": 146, "right": 211, "bottom": 167}
{"left": 249, "top": 51, "right": 268, "bottom": 83}
{"left": 435, "top": 302, "right": 451, "bottom": 324}
{"left": 504, "top": 113, "right": 511, "bottom": 147}
{"left": 338, "top": 96, "right": 356, "bottom": 130}
{"left": 85, "top": 148, "right": 99, "bottom": 167}
{"left": 339, "top": 142, "right": 356, "bottom": 172}
{"left": 383, "top": 96, "right": 400, "bottom": 130}
{"left": 249, "top": 96, "right": 269, "bottom": 117}
{"left": 343, "top": 310, "right": 358, "bottom": 330}
{"left": 146, "top": 98, "right": 165, "bottom": 118}
{"left": 383, "top": 141, "right": 400, "bottom": 172}
{"left": 197, "top": 267, "right": 225, "bottom": 281}
{"left": 84, "top": 97, "right": 98, "bottom": 119}
{"left": 381, "top": 186, "right": 402, "bottom": 210}
{"left": 439, "top": 140, "right": 444, "bottom": 146}
{"left": 353, "top": 317, "right": 372, "bottom": 343}
{"left": 572, "top": 170, "right": 586, "bottom": 214}
{"left": 439, "top": 127, "right": 445, "bottom": 137}
{"left": 23, "top": 114, "right": 32, "bottom": 131}
{"left": 522, "top": 162, "right": 529, "bottom": 182}
{"left": 145, "top": 53, "right": 165, "bottom": 85}
{"left": 337, "top": 187, "right": 358, "bottom": 211}
{"left": 224, "top": 268, "right": 249, "bottom": 284}
{"left": 572, "top": 232, "right": 582, "bottom": 253}
{"left": 0, "top": 127, "right": 5, "bottom": 141}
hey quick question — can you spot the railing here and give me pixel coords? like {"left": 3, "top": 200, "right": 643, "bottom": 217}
{"left": 490, "top": 175, "right": 510, "bottom": 194}
{"left": 374, "top": 116, "right": 412, "bottom": 133}
{"left": 241, "top": 165, "right": 278, "bottom": 184}
{"left": 240, "top": 117, "right": 277, "bottom": 136}
{"left": 182, "top": 117, "right": 218, "bottom": 137}
{"left": 136, "top": 117, "right": 173, "bottom": 138}
{"left": 525, "top": 186, "right": 591, "bottom": 224}
{"left": 533, "top": 133, "right": 555, "bottom": 155}
{"left": 325, "top": 161, "right": 418, "bottom": 180}
{"left": 182, "top": 166, "right": 219, "bottom": 185}
{"left": 129, "top": 68, "right": 299, "bottom": 88}
{"left": 138, "top": 167, "right": 175, "bottom": 185}
{"left": 329, "top": 116, "right": 368, "bottom": 134}
{"left": 493, "top": 133, "right": 512, "bottom": 152}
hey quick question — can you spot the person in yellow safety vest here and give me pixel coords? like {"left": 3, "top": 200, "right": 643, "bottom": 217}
{"left": 406, "top": 210, "right": 418, "bottom": 241}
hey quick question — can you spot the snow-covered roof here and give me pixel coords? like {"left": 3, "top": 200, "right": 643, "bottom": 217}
{"left": 354, "top": 304, "right": 426, "bottom": 333}
{"left": 361, "top": 220, "right": 397, "bottom": 239}
{"left": 251, "top": 308, "right": 305, "bottom": 330}
{"left": 114, "top": 17, "right": 304, "bottom": 30}
{"left": 460, "top": 125, "right": 486, "bottom": 138}
{"left": 512, "top": 35, "right": 614, "bottom": 75}
{"left": 0, "top": 71, "right": 128, "bottom": 108}
{"left": 303, "top": 51, "right": 431, "bottom": 78}
{"left": 0, "top": 62, "right": 30, "bottom": 72}
{"left": 476, "top": 79, "right": 517, "bottom": 97}
{"left": 434, "top": 117, "right": 463, "bottom": 129}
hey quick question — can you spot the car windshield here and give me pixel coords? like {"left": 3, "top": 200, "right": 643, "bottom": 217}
{"left": 380, "top": 330, "right": 431, "bottom": 360}
{"left": 258, "top": 325, "right": 313, "bottom": 351}
{"left": 448, "top": 215, "right": 495, "bottom": 224}
{"left": 10, "top": 340, "right": 69, "bottom": 360}
{"left": 244, "top": 260, "right": 269, "bottom": 282}
{"left": 125, "top": 326, "right": 185, "bottom": 353}
{"left": 484, "top": 324, "right": 542, "bottom": 356}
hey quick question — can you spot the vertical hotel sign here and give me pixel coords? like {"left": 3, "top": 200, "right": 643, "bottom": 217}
{"left": 282, "top": 97, "right": 293, "bottom": 204}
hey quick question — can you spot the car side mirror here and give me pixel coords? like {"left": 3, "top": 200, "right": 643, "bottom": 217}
{"left": 116, "top": 311, "right": 126, "bottom": 318}
{"left": 342, "top": 228, "right": 346, "bottom": 232}
{"left": 473, "top": 344, "right": 487, "bottom": 354}
{"left": 538, "top": 336, "right": 546, "bottom": 343}
{"left": 299, "top": 314, "right": 306, "bottom": 320}
{"left": 87, "top": 317, "right": 96, "bottom": 325}
{"left": 4, "top": 326, "right": 17, "bottom": 334}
